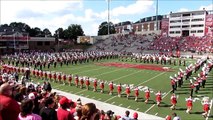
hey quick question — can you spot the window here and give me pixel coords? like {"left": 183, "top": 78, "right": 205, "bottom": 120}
{"left": 182, "top": 13, "right": 190, "bottom": 17}
{"left": 170, "top": 26, "right": 181, "bottom": 28}
{"left": 191, "top": 18, "right": 204, "bottom": 22}
{"left": 170, "top": 20, "right": 181, "bottom": 23}
{"left": 182, "top": 25, "right": 190, "bottom": 28}
{"left": 176, "top": 31, "right": 180, "bottom": 34}
{"left": 191, "top": 24, "right": 204, "bottom": 27}
{"left": 192, "top": 12, "right": 204, "bottom": 15}
{"left": 170, "top": 31, "right": 175, "bottom": 34}
{"left": 182, "top": 19, "right": 190, "bottom": 22}
{"left": 45, "top": 41, "right": 50, "bottom": 45}
{"left": 170, "top": 14, "right": 181, "bottom": 18}
{"left": 37, "top": 42, "right": 43, "bottom": 46}
{"left": 191, "top": 30, "right": 196, "bottom": 33}
{"left": 197, "top": 30, "right": 203, "bottom": 33}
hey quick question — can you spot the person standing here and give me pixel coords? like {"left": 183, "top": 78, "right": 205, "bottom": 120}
{"left": 0, "top": 83, "right": 20, "bottom": 120}
{"left": 186, "top": 96, "right": 193, "bottom": 114}
{"left": 109, "top": 81, "right": 114, "bottom": 95}
{"left": 156, "top": 91, "right": 162, "bottom": 107}
{"left": 117, "top": 83, "right": 122, "bottom": 97}
{"left": 145, "top": 88, "right": 150, "bottom": 104}
{"left": 125, "top": 84, "right": 131, "bottom": 99}
{"left": 170, "top": 93, "right": 177, "bottom": 110}
{"left": 93, "top": 79, "right": 97, "bottom": 92}
{"left": 134, "top": 86, "right": 139, "bottom": 102}
{"left": 100, "top": 80, "right": 104, "bottom": 93}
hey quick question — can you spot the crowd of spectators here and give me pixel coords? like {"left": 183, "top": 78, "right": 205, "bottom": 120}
{"left": 0, "top": 61, "right": 140, "bottom": 120}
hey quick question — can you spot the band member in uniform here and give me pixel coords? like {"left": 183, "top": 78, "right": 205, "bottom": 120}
{"left": 62, "top": 74, "right": 67, "bottom": 85}
{"left": 134, "top": 86, "right": 139, "bottom": 102}
{"left": 117, "top": 83, "right": 122, "bottom": 97}
{"left": 48, "top": 72, "right": 52, "bottom": 81}
{"left": 100, "top": 80, "right": 104, "bottom": 93}
{"left": 202, "top": 97, "right": 210, "bottom": 118}
{"left": 156, "top": 91, "right": 162, "bottom": 107}
{"left": 126, "top": 84, "right": 131, "bottom": 99}
{"left": 75, "top": 75, "right": 79, "bottom": 87}
{"left": 53, "top": 72, "right": 57, "bottom": 82}
{"left": 80, "top": 77, "right": 84, "bottom": 89}
{"left": 145, "top": 88, "right": 150, "bottom": 104}
{"left": 68, "top": 74, "right": 72, "bottom": 86}
{"left": 186, "top": 96, "right": 193, "bottom": 114}
{"left": 85, "top": 77, "right": 90, "bottom": 90}
{"left": 170, "top": 93, "right": 177, "bottom": 110}
{"left": 109, "top": 81, "right": 114, "bottom": 95}
{"left": 57, "top": 73, "right": 62, "bottom": 83}
{"left": 44, "top": 71, "right": 47, "bottom": 80}
{"left": 93, "top": 79, "right": 97, "bottom": 92}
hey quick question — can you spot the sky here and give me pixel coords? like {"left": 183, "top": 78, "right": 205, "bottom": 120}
{"left": 0, "top": 0, "right": 212, "bottom": 36}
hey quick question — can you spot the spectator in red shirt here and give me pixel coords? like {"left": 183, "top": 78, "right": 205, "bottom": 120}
{"left": 0, "top": 82, "right": 20, "bottom": 120}
{"left": 57, "top": 97, "right": 74, "bottom": 120}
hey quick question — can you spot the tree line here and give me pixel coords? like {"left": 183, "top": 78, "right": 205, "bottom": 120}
{"left": 0, "top": 21, "right": 116, "bottom": 42}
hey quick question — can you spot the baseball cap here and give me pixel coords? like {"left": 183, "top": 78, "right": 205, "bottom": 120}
{"left": 59, "top": 97, "right": 71, "bottom": 105}
{"left": 133, "top": 112, "right": 138, "bottom": 119}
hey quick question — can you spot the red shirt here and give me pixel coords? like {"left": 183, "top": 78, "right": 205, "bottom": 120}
{"left": 57, "top": 107, "right": 74, "bottom": 120}
{"left": 0, "top": 94, "right": 20, "bottom": 120}
{"left": 126, "top": 87, "right": 130, "bottom": 94}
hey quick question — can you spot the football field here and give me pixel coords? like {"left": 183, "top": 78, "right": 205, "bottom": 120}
{"left": 33, "top": 58, "right": 213, "bottom": 120}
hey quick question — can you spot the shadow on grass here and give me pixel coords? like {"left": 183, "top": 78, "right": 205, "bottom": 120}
{"left": 191, "top": 111, "right": 203, "bottom": 115}
{"left": 146, "top": 100, "right": 156, "bottom": 104}
{"left": 208, "top": 115, "right": 213, "bottom": 118}
{"left": 175, "top": 108, "right": 187, "bottom": 111}
{"left": 175, "top": 92, "right": 189, "bottom": 95}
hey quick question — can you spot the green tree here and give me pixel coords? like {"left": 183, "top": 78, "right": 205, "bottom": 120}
{"left": 64, "top": 24, "right": 84, "bottom": 43}
{"left": 98, "top": 21, "right": 116, "bottom": 35}
{"left": 55, "top": 28, "right": 65, "bottom": 39}
{"left": 43, "top": 28, "right": 52, "bottom": 37}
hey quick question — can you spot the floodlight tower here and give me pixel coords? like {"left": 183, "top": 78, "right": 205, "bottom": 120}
{"left": 156, "top": 0, "right": 158, "bottom": 31}
{"left": 107, "top": 0, "right": 110, "bottom": 36}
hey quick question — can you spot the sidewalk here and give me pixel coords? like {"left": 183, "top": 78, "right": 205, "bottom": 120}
{"left": 53, "top": 89, "right": 164, "bottom": 120}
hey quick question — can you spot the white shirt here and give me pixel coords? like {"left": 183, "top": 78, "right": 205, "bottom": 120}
{"left": 173, "top": 116, "right": 181, "bottom": 120}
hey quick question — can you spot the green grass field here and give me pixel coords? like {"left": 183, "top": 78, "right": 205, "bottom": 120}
{"left": 32, "top": 58, "right": 213, "bottom": 120}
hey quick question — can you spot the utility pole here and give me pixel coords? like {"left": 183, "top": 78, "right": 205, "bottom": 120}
{"left": 107, "top": 0, "right": 110, "bottom": 36}
{"left": 156, "top": 0, "right": 158, "bottom": 31}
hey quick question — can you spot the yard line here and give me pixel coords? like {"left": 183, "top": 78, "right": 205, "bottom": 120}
{"left": 144, "top": 90, "right": 172, "bottom": 113}
{"left": 98, "top": 98, "right": 101, "bottom": 100}
{"left": 206, "top": 99, "right": 213, "bottom": 120}
{"left": 111, "top": 102, "right": 115, "bottom": 104}
{"left": 112, "top": 70, "right": 142, "bottom": 82}
{"left": 127, "top": 106, "right": 131, "bottom": 108}
{"left": 92, "top": 68, "right": 123, "bottom": 77}
{"left": 119, "top": 104, "right": 123, "bottom": 106}
{"left": 155, "top": 113, "right": 158, "bottom": 115}
{"left": 73, "top": 66, "right": 107, "bottom": 74}
{"left": 136, "top": 108, "right": 140, "bottom": 111}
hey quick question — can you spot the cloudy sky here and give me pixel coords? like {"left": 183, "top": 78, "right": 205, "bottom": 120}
{"left": 1, "top": 0, "right": 212, "bottom": 36}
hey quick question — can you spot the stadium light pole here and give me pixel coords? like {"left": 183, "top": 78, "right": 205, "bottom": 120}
{"left": 107, "top": 0, "right": 110, "bottom": 36}
{"left": 156, "top": 0, "right": 158, "bottom": 31}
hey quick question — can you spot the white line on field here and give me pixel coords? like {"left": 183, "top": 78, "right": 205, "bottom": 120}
{"left": 136, "top": 108, "right": 139, "bottom": 111}
{"left": 127, "top": 106, "right": 130, "bottom": 108}
{"left": 111, "top": 102, "right": 115, "bottom": 104}
{"left": 92, "top": 68, "right": 123, "bottom": 77}
{"left": 206, "top": 99, "right": 213, "bottom": 120}
{"left": 73, "top": 66, "right": 107, "bottom": 74}
{"left": 92, "top": 97, "right": 95, "bottom": 99}
{"left": 144, "top": 90, "right": 172, "bottom": 113}
{"left": 119, "top": 104, "right": 123, "bottom": 106}
{"left": 155, "top": 113, "right": 158, "bottom": 115}
{"left": 98, "top": 98, "right": 101, "bottom": 100}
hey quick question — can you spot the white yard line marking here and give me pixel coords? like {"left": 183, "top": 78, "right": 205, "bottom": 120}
{"left": 136, "top": 108, "right": 140, "bottom": 111}
{"left": 145, "top": 90, "right": 172, "bottom": 113}
{"left": 111, "top": 102, "right": 115, "bottom": 104}
{"left": 206, "top": 99, "right": 213, "bottom": 120}
{"left": 73, "top": 66, "right": 107, "bottom": 74}
{"left": 98, "top": 98, "right": 101, "bottom": 100}
{"left": 92, "top": 97, "right": 95, "bottom": 99}
{"left": 92, "top": 68, "right": 123, "bottom": 77}
{"left": 155, "top": 113, "right": 158, "bottom": 115}
{"left": 112, "top": 70, "right": 142, "bottom": 82}
{"left": 127, "top": 106, "right": 130, "bottom": 108}
{"left": 119, "top": 104, "right": 123, "bottom": 106}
